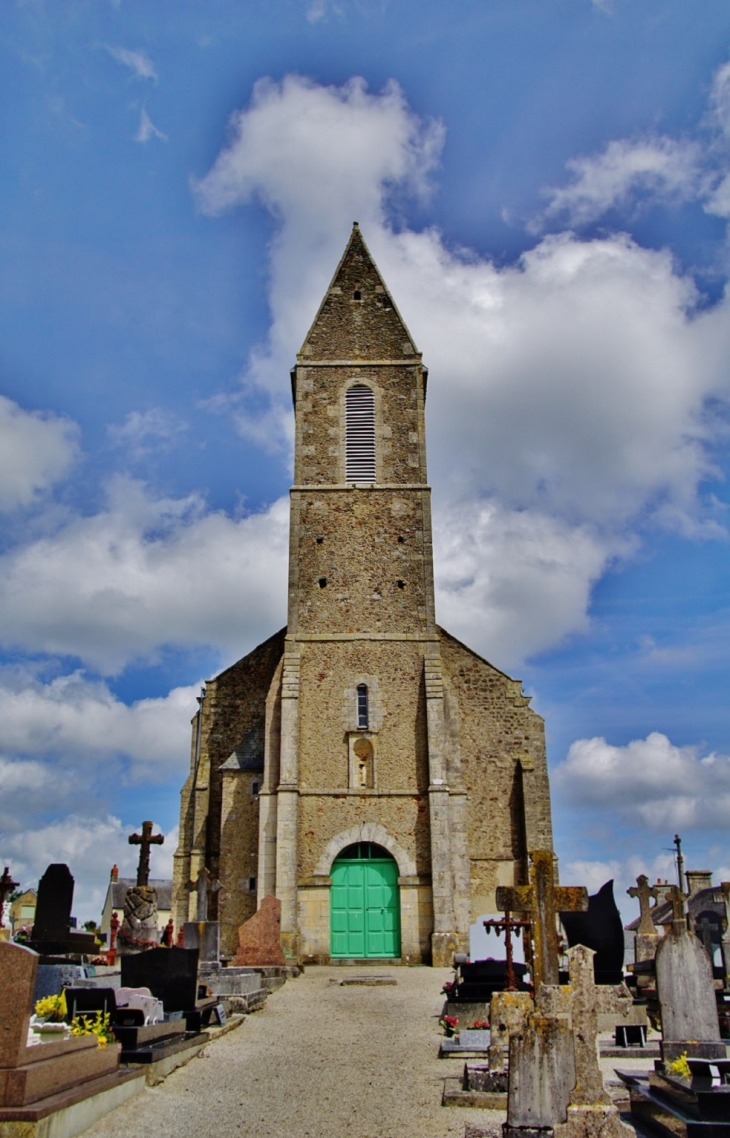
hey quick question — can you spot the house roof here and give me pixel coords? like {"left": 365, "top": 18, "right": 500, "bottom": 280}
{"left": 625, "top": 885, "right": 726, "bottom": 932}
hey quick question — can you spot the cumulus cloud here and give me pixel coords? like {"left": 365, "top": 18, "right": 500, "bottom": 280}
{"left": 537, "top": 137, "right": 704, "bottom": 227}
{"left": 105, "top": 45, "right": 158, "bottom": 82}
{"left": 554, "top": 732, "right": 730, "bottom": 831}
{"left": 0, "top": 477, "right": 288, "bottom": 673}
{"left": 0, "top": 666, "right": 197, "bottom": 777}
{"left": 0, "top": 395, "right": 79, "bottom": 512}
{"left": 433, "top": 500, "right": 614, "bottom": 669}
{"left": 189, "top": 73, "right": 730, "bottom": 665}
{"left": 135, "top": 108, "right": 167, "bottom": 144}
{"left": 0, "top": 815, "right": 175, "bottom": 923}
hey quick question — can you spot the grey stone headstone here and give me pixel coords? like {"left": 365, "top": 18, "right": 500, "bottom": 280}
{"left": 655, "top": 924, "right": 723, "bottom": 1061}
{"left": 33, "top": 963, "right": 86, "bottom": 1002}
{"left": 507, "top": 1015, "right": 575, "bottom": 1130}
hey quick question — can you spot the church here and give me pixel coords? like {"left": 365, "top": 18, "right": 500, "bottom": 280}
{"left": 172, "top": 224, "right": 554, "bottom": 966}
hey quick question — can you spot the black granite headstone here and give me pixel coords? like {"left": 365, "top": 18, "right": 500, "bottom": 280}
{"left": 560, "top": 879, "right": 624, "bottom": 984}
{"left": 121, "top": 946, "right": 199, "bottom": 1013}
{"left": 33, "top": 864, "right": 74, "bottom": 941}
{"left": 29, "top": 863, "right": 97, "bottom": 956}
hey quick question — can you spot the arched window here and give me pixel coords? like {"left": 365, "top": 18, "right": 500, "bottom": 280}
{"left": 357, "top": 684, "right": 368, "bottom": 729}
{"left": 346, "top": 385, "right": 376, "bottom": 483}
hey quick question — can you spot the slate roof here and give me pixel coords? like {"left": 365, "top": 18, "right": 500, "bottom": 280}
{"left": 110, "top": 879, "right": 172, "bottom": 909}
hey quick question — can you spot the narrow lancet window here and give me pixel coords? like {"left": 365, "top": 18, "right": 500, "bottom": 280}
{"left": 357, "top": 684, "right": 369, "bottom": 729}
{"left": 346, "top": 384, "right": 376, "bottom": 483}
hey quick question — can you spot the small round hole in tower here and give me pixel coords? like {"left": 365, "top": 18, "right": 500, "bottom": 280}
{"left": 396, "top": 580, "right": 405, "bottom": 589}
{"left": 397, "top": 536, "right": 405, "bottom": 543}
{"left": 316, "top": 536, "right": 324, "bottom": 544}
{"left": 319, "top": 577, "right": 327, "bottom": 588}
{"left": 353, "top": 290, "right": 361, "bottom": 300}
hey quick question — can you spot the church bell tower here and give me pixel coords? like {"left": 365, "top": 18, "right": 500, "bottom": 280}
{"left": 173, "top": 224, "right": 554, "bottom": 967}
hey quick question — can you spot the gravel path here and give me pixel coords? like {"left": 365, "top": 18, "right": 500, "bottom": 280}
{"left": 84, "top": 966, "right": 497, "bottom": 1138}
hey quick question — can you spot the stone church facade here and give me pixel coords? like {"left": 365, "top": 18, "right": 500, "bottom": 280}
{"left": 172, "top": 225, "right": 554, "bottom": 966}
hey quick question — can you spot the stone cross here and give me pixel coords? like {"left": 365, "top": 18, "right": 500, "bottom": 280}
{"left": 627, "top": 874, "right": 659, "bottom": 936}
{"left": 195, "top": 867, "right": 209, "bottom": 922}
{"left": 558, "top": 944, "right": 632, "bottom": 1108}
{"left": 0, "top": 867, "right": 19, "bottom": 928}
{"left": 667, "top": 883, "right": 688, "bottom": 930}
{"left": 695, "top": 913, "right": 717, "bottom": 961}
{"left": 128, "top": 821, "right": 164, "bottom": 887}
{"left": 496, "top": 850, "right": 588, "bottom": 987}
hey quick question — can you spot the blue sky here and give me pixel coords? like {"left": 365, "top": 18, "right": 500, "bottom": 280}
{"left": 2, "top": 0, "right": 730, "bottom": 929}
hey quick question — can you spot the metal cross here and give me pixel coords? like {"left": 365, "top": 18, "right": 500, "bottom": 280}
{"left": 128, "top": 821, "right": 164, "bottom": 887}
{"left": 484, "top": 910, "right": 532, "bottom": 991}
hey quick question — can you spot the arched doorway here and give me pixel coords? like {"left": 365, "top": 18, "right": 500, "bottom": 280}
{"left": 330, "top": 842, "right": 401, "bottom": 958}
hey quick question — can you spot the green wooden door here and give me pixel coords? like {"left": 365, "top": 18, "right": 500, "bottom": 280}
{"left": 330, "top": 847, "right": 400, "bottom": 958}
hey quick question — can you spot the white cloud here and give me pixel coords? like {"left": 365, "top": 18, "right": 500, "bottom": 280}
{"left": 0, "top": 666, "right": 197, "bottom": 777}
{"left": 0, "top": 815, "right": 174, "bottom": 924}
{"left": 538, "top": 137, "right": 704, "bottom": 227}
{"left": 433, "top": 500, "right": 615, "bottom": 668}
{"left": 709, "top": 59, "right": 730, "bottom": 141}
{"left": 554, "top": 732, "right": 730, "bottom": 830}
{"left": 109, "top": 408, "right": 187, "bottom": 456}
{"left": 105, "top": 45, "right": 158, "bottom": 82}
{"left": 191, "top": 74, "right": 730, "bottom": 666}
{"left": 0, "top": 478, "right": 288, "bottom": 673}
{"left": 0, "top": 395, "right": 79, "bottom": 511}
{"left": 135, "top": 108, "right": 167, "bottom": 144}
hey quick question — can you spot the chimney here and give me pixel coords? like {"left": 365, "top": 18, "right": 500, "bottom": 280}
{"left": 110, "top": 864, "right": 119, "bottom": 882}
{"left": 685, "top": 870, "right": 712, "bottom": 896}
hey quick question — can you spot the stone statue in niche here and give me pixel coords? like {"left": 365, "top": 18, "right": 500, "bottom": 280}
{"left": 353, "top": 737, "right": 374, "bottom": 788}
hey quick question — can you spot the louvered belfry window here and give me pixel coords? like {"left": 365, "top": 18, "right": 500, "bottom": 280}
{"left": 345, "top": 384, "right": 376, "bottom": 483}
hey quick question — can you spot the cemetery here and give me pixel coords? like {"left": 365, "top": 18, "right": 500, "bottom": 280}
{"left": 5, "top": 832, "right": 730, "bottom": 1138}
{"left": 1, "top": 232, "right": 730, "bottom": 1138}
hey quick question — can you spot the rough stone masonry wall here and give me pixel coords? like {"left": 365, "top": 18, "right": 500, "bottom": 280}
{"left": 294, "top": 364, "right": 426, "bottom": 488}
{"left": 299, "top": 227, "right": 419, "bottom": 364}
{"left": 438, "top": 628, "right": 553, "bottom": 918}
{"left": 289, "top": 488, "right": 433, "bottom": 636}
{"left": 180, "top": 628, "right": 286, "bottom": 924}
{"left": 296, "top": 639, "right": 431, "bottom": 879}
{"left": 218, "top": 769, "right": 261, "bottom": 956}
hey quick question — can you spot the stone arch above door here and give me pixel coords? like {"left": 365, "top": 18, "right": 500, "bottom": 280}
{"left": 314, "top": 824, "right": 416, "bottom": 877}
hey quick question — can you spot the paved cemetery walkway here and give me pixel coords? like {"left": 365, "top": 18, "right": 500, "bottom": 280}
{"left": 83, "top": 965, "right": 501, "bottom": 1138}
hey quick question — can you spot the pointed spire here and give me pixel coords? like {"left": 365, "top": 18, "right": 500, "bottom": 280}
{"left": 298, "top": 225, "right": 420, "bottom": 362}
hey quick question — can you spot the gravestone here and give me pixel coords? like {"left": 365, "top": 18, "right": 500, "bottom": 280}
{"left": 121, "top": 946, "right": 198, "bottom": 1014}
{"left": 655, "top": 891, "right": 724, "bottom": 1063}
{"left": 497, "top": 850, "right": 588, "bottom": 987}
{"left": 627, "top": 874, "right": 661, "bottom": 963}
{"left": 33, "top": 961, "right": 86, "bottom": 1001}
{"left": 119, "top": 821, "right": 164, "bottom": 955}
{"left": 0, "top": 941, "right": 122, "bottom": 1110}
{"left": 232, "top": 895, "right": 286, "bottom": 966}
{"left": 503, "top": 946, "right": 634, "bottom": 1138}
{"left": 28, "top": 864, "right": 96, "bottom": 956}
{"left": 488, "top": 991, "right": 532, "bottom": 1072}
{"left": 505, "top": 1015, "right": 575, "bottom": 1136}
{"left": 183, "top": 920, "right": 220, "bottom": 964}
{"left": 560, "top": 879, "right": 624, "bottom": 985}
